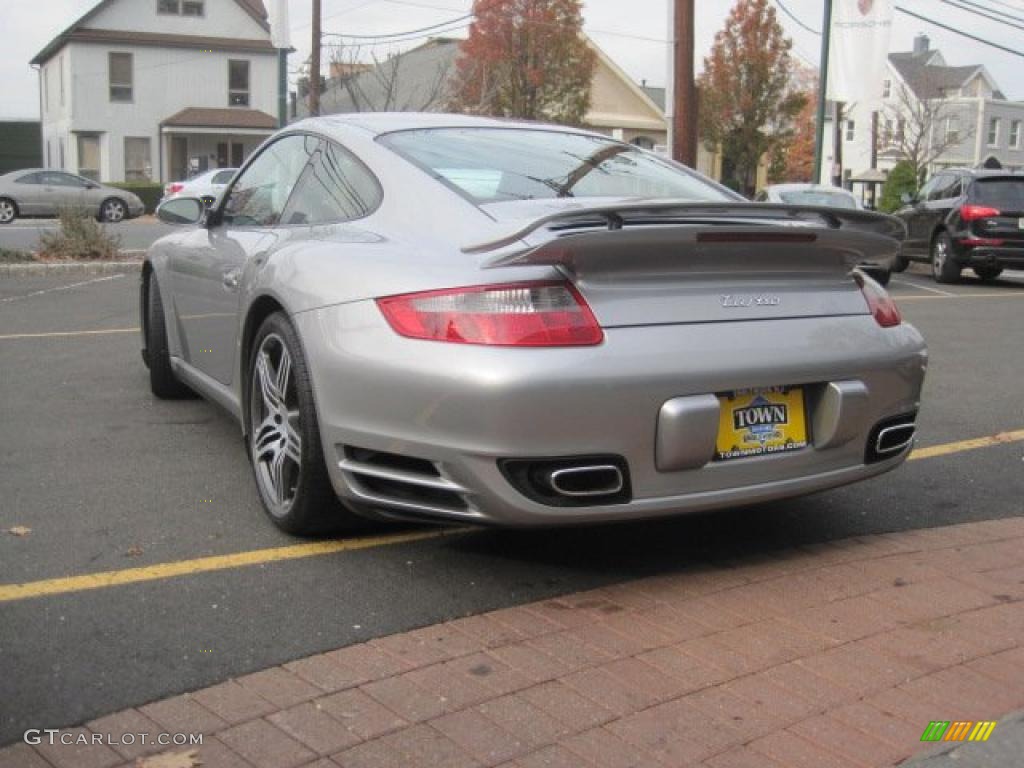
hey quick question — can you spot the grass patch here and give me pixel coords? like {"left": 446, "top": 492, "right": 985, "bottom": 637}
{"left": 38, "top": 207, "right": 122, "bottom": 261}
{"left": 0, "top": 248, "right": 36, "bottom": 263}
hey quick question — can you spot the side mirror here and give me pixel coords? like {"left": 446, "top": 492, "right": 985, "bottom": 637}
{"left": 899, "top": 192, "right": 916, "bottom": 205}
{"left": 157, "top": 196, "right": 205, "bottom": 225}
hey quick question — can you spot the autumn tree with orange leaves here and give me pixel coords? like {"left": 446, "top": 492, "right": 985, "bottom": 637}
{"left": 770, "top": 64, "right": 817, "bottom": 183}
{"left": 698, "top": 0, "right": 806, "bottom": 194}
{"left": 449, "top": 0, "right": 596, "bottom": 125}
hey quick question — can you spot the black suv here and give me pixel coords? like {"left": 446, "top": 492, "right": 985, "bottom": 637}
{"left": 893, "top": 169, "right": 1024, "bottom": 283}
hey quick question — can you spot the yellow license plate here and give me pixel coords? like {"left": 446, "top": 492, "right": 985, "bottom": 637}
{"left": 715, "top": 387, "right": 808, "bottom": 461}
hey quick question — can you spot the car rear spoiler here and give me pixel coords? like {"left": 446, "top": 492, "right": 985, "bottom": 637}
{"left": 463, "top": 201, "right": 907, "bottom": 257}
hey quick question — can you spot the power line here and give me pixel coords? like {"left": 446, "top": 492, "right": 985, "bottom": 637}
{"left": 895, "top": 5, "right": 1024, "bottom": 58}
{"left": 771, "top": 0, "right": 822, "bottom": 35}
{"left": 321, "top": 13, "right": 471, "bottom": 39}
{"left": 937, "top": 0, "right": 1024, "bottom": 30}
{"left": 960, "top": 0, "right": 1024, "bottom": 22}
{"left": 323, "top": 20, "right": 471, "bottom": 44}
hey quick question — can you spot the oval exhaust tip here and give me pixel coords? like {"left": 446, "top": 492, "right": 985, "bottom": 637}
{"left": 548, "top": 465, "right": 624, "bottom": 497}
{"left": 875, "top": 423, "right": 915, "bottom": 455}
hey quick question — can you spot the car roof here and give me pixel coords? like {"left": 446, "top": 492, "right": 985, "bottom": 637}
{"left": 938, "top": 168, "right": 1024, "bottom": 178}
{"left": 289, "top": 112, "right": 614, "bottom": 141}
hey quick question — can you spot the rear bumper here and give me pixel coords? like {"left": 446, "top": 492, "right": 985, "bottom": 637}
{"left": 956, "top": 245, "right": 1024, "bottom": 270}
{"left": 295, "top": 304, "right": 928, "bottom": 527}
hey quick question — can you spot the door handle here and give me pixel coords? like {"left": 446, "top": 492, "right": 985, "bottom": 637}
{"left": 222, "top": 268, "right": 241, "bottom": 290}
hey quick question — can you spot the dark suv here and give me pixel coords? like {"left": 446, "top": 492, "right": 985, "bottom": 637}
{"left": 894, "top": 169, "right": 1024, "bottom": 283}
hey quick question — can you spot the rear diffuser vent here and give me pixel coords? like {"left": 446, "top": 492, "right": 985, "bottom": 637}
{"left": 339, "top": 447, "right": 472, "bottom": 517}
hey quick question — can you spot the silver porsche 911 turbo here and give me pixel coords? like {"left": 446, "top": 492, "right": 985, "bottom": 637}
{"left": 144, "top": 113, "right": 927, "bottom": 534}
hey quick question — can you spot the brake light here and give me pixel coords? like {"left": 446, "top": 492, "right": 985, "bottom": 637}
{"left": 855, "top": 272, "right": 902, "bottom": 328}
{"left": 376, "top": 281, "right": 603, "bottom": 346}
{"left": 959, "top": 237, "right": 1005, "bottom": 247}
{"left": 960, "top": 204, "right": 1000, "bottom": 221}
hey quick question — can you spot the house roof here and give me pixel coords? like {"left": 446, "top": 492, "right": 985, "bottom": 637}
{"left": 888, "top": 50, "right": 1005, "bottom": 101}
{"left": 641, "top": 86, "right": 666, "bottom": 112}
{"left": 162, "top": 107, "right": 277, "bottom": 129}
{"left": 298, "top": 38, "right": 460, "bottom": 118}
{"left": 31, "top": 0, "right": 271, "bottom": 66}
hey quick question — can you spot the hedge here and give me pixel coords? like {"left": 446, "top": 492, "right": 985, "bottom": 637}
{"left": 108, "top": 182, "right": 164, "bottom": 214}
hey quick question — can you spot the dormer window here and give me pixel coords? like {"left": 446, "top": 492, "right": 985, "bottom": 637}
{"left": 158, "top": 0, "right": 204, "bottom": 15}
{"left": 882, "top": 79, "right": 891, "bottom": 99}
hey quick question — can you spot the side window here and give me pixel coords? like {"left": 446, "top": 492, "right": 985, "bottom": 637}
{"left": 221, "top": 135, "right": 317, "bottom": 227}
{"left": 212, "top": 170, "right": 236, "bottom": 185}
{"left": 16, "top": 173, "right": 43, "bottom": 185}
{"left": 281, "top": 140, "right": 382, "bottom": 225}
{"left": 922, "top": 176, "right": 946, "bottom": 202}
{"left": 932, "top": 175, "right": 961, "bottom": 201}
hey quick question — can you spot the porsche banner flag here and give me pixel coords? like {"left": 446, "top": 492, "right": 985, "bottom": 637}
{"left": 826, "top": 0, "right": 894, "bottom": 102}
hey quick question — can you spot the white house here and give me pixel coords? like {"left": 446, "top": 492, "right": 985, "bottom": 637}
{"left": 31, "top": 0, "right": 281, "bottom": 184}
{"left": 820, "top": 35, "right": 1024, "bottom": 193}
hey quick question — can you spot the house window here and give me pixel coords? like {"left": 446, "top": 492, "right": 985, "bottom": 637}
{"left": 158, "top": 0, "right": 204, "bottom": 14}
{"left": 78, "top": 135, "right": 101, "bottom": 181}
{"left": 845, "top": 120, "right": 855, "bottom": 141}
{"left": 1011, "top": 120, "right": 1022, "bottom": 149}
{"left": 882, "top": 79, "right": 891, "bottom": 99}
{"left": 987, "top": 118, "right": 1000, "bottom": 147}
{"left": 124, "top": 137, "right": 152, "bottom": 181}
{"left": 229, "top": 60, "right": 250, "bottom": 106}
{"left": 109, "top": 52, "right": 133, "bottom": 102}
{"left": 945, "top": 116, "right": 960, "bottom": 144}
{"left": 882, "top": 118, "right": 894, "bottom": 145}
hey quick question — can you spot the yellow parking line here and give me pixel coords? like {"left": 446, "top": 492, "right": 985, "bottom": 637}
{"left": 909, "top": 429, "right": 1024, "bottom": 461}
{"left": 0, "top": 529, "right": 464, "bottom": 603}
{"left": 2, "top": 429, "right": 1022, "bottom": 604}
{"left": 0, "top": 327, "right": 139, "bottom": 340}
{"left": 898, "top": 292, "right": 1024, "bottom": 301}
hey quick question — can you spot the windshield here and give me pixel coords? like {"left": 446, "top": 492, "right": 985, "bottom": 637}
{"left": 379, "top": 127, "right": 734, "bottom": 204}
{"left": 972, "top": 178, "right": 1024, "bottom": 211}
{"left": 778, "top": 189, "right": 857, "bottom": 209}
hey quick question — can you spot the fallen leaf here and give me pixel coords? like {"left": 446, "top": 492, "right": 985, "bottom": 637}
{"left": 136, "top": 748, "right": 202, "bottom": 768}
{"left": 125, "top": 545, "right": 144, "bottom": 558}
{"left": 6, "top": 526, "right": 31, "bottom": 537}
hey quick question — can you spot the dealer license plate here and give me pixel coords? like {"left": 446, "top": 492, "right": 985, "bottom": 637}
{"left": 715, "top": 387, "right": 808, "bottom": 461}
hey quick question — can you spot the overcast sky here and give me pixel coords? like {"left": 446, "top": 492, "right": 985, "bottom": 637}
{"left": 1, "top": 0, "right": 1021, "bottom": 119}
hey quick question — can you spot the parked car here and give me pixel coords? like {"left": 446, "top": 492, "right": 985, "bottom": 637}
{"left": 755, "top": 184, "right": 862, "bottom": 210}
{"left": 145, "top": 114, "right": 926, "bottom": 535}
{"left": 0, "top": 169, "right": 145, "bottom": 224}
{"left": 893, "top": 169, "right": 1024, "bottom": 282}
{"left": 162, "top": 167, "right": 238, "bottom": 208}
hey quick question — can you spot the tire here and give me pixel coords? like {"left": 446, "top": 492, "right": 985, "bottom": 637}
{"left": 247, "top": 312, "right": 358, "bottom": 535}
{"left": 973, "top": 266, "right": 1003, "bottom": 281}
{"left": 0, "top": 197, "right": 17, "bottom": 225}
{"left": 891, "top": 253, "right": 910, "bottom": 273}
{"left": 100, "top": 197, "right": 127, "bottom": 223}
{"left": 930, "top": 232, "right": 961, "bottom": 284}
{"left": 146, "top": 272, "right": 194, "bottom": 399}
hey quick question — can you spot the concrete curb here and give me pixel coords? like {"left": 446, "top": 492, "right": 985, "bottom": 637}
{"left": 0, "top": 255, "right": 144, "bottom": 278}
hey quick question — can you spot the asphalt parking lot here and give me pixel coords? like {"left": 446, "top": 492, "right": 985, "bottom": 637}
{"left": 1, "top": 266, "right": 1022, "bottom": 746}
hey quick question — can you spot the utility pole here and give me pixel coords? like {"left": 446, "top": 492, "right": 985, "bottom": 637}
{"left": 812, "top": 0, "right": 833, "bottom": 184}
{"left": 310, "top": 0, "right": 322, "bottom": 116}
{"left": 669, "top": 0, "right": 697, "bottom": 167}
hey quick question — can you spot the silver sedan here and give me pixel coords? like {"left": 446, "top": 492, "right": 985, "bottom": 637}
{"left": 144, "top": 114, "right": 927, "bottom": 534}
{"left": 0, "top": 169, "right": 145, "bottom": 224}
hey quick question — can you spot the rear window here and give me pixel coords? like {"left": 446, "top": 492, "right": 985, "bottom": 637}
{"left": 778, "top": 190, "right": 857, "bottom": 209}
{"left": 971, "top": 179, "right": 1024, "bottom": 211}
{"left": 379, "top": 128, "right": 734, "bottom": 204}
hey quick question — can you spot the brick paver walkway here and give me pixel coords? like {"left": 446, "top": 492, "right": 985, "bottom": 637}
{"left": 4, "top": 517, "right": 1024, "bottom": 768}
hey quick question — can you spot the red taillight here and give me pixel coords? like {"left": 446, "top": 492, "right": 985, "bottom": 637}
{"left": 166, "top": 183, "right": 184, "bottom": 196}
{"left": 376, "top": 281, "right": 604, "bottom": 346}
{"left": 959, "top": 237, "right": 1005, "bottom": 247}
{"left": 960, "top": 204, "right": 1000, "bottom": 221}
{"left": 855, "top": 272, "right": 902, "bottom": 328}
